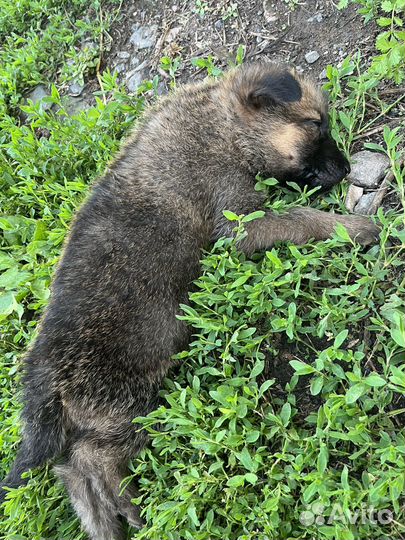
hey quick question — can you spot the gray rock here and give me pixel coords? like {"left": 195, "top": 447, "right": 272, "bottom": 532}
{"left": 354, "top": 192, "right": 378, "bottom": 214}
{"left": 26, "top": 85, "right": 52, "bottom": 110}
{"left": 126, "top": 70, "right": 143, "bottom": 93}
{"left": 345, "top": 184, "right": 364, "bottom": 212}
{"left": 117, "top": 51, "right": 130, "bottom": 60}
{"left": 215, "top": 19, "right": 224, "bottom": 30}
{"left": 113, "top": 63, "right": 127, "bottom": 75}
{"left": 129, "top": 24, "right": 157, "bottom": 49}
{"left": 319, "top": 68, "right": 327, "bottom": 80}
{"left": 307, "top": 13, "right": 323, "bottom": 23}
{"left": 348, "top": 150, "right": 390, "bottom": 188}
{"left": 65, "top": 96, "right": 91, "bottom": 116}
{"left": 305, "top": 51, "right": 320, "bottom": 64}
{"left": 68, "top": 82, "right": 85, "bottom": 96}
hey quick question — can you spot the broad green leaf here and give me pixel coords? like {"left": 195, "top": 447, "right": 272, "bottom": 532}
{"left": 317, "top": 445, "right": 329, "bottom": 474}
{"left": 244, "top": 473, "right": 258, "bottom": 485}
{"left": 335, "top": 223, "right": 352, "bottom": 243}
{"left": 334, "top": 329, "right": 348, "bottom": 349}
{"left": 0, "top": 268, "right": 31, "bottom": 289}
{"left": 345, "top": 383, "right": 367, "bottom": 404}
{"left": 242, "top": 211, "right": 265, "bottom": 223}
{"left": 223, "top": 210, "right": 239, "bottom": 221}
{"left": 250, "top": 359, "right": 265, "bottom": 378}
{"left": 391, "top": 327, "right": 405, "bottom": 348}
{"left": 227, "top": 475, "right": 245, "bottom": 488}
{"left": 290, "top": 360, "right": 316, "bottom": 375}
{"left": 0, "top": 291, "right": 15, "bottom": 317}
{"left": 364, "top": 374, "right": 386, "bottom": 387}
{"left": 187, "top": 505, "right": 200, "bottom": 527}
{"left": 279, "top": 403, "right": 291, "bottom": 426}
{"left": 310, "top": 376, "right": 324, "bottom": 396}
{"left": 237, "top": 447, "right": 256, "bottom": 472}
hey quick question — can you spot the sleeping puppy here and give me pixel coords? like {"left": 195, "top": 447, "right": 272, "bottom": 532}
{"left": 1, "top": 63, "right": 379, "bottom": 540}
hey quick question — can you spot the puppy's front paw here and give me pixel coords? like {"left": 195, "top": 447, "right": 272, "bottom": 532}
{"left": 338, "top": 215, "right": 381, "bottom": 246}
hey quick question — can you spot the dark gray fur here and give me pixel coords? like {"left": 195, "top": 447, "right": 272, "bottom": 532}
{"left": 0, "top": 63, "right": 379, "bottom": 540}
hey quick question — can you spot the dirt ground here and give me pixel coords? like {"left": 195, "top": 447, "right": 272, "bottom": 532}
{"left": 103, "top": 0, "right": 378, "bottom": 92}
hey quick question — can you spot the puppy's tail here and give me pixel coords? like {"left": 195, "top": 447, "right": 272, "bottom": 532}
{"left": 0, "top": 363, "right": 66, "bottom": 503}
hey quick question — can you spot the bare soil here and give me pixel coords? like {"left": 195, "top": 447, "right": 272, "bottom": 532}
{"left": 104, "top": 0, "right": 378, "bottom": 91}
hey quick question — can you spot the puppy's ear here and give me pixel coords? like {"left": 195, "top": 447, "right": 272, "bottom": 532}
{"left": 247, "top": 71, "right": 302, "bottom": 109}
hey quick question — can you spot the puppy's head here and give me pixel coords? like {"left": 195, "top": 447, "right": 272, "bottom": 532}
{"left": 227, "top": 63, "right": 350, "bottom": 191}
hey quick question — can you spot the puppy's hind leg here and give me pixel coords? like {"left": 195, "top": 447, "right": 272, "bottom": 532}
{"left": 55, "top": 459, "right": 125, "bottom": 540}
{"left": 87, "top": 432, "right": 147, "bottom": 531}
{"left": 56, "top": 430, "right": 146, "bottom": 540}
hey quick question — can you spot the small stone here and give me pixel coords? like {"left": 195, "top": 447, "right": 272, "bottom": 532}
{"left": 126, "top": 70, "right": 143, "bottom": 93}
{"left": 305, "top": 50, "right": 320, "bottom": 64}
{"left": 319, "top": 68, "right": 327, "bottom": 80}
{"left": 345, "top": 184, "right": 364, "bottom": 212}
{"left": 68, "top": 82, "right": 85, "bottom": 96}
{"left": 132, "top": 60, "right": 147, "bottom": 72}
{"left": 214, "top": 19, "right": 224, "bottom": 30}
{"left": 295, "top": 65, "right": 304, "bottom": 73}
{"left": 113, "top": 63, "right": 127, "bottom": 75}
{"left": 129, "top": 24, "right": 157, "bottom": 49}
{"left": 26, "top": 85, "right": 52, "bottom": 110}
{"left": 157, "top": 81, "right": 168, "bottom": 96}
{"left": 347, "top": 150, "right": 390, "bottom": 188}
{"left": 34, "top": 127, "right": 51, "bottom": 139}
{"left": 81, "top": 39, "right": 97, "bottom": 51}
{"left": 354, "top": 192, "right": 378, "bottom": 214}
{"left": 165, "top": 26, "right": 181, "bottom": 43}
{"left": 307, "top": 13, "right": 323, "bottom": 23}
{"left": 117, "top": 51, "right": 130, "bottom": 59}
{"left": 263, "top": 0, "right": 278, "bottom": 24}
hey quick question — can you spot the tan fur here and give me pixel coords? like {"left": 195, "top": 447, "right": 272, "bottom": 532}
{"left": 269, "top": 122, "right": 305, "bottom": 162}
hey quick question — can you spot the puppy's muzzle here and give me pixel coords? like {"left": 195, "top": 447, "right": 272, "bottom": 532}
{"left": 302, "top": 138, "right": 351, "bottom": 192}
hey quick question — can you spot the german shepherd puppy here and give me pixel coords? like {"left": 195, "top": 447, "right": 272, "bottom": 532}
{"left": 0, "top": 63, "right": 380, "bottom": 539}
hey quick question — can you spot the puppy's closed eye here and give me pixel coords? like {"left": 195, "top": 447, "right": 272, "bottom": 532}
{"left": 303, "top": 119, "right": 322, "bottom": 129}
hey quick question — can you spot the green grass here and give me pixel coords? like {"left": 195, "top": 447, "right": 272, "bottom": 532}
{"left": 0, "top": 0, "right": 405, "bottom": 539}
